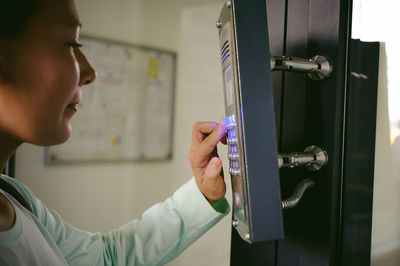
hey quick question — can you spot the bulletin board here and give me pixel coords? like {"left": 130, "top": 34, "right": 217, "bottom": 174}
{"left": 45, "top": 36, "right": 176, "bottom": 164}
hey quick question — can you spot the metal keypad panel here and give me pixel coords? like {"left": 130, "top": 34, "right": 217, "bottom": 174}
{"left": 218, "top": 7, "right": 251, "bottom": 242}
{"left": 217, "top": 0, "right": 284, "bottom": 243}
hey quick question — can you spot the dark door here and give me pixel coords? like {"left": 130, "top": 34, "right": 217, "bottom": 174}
{"left": 230, "top": 0, "right": 379, "bottom": 265}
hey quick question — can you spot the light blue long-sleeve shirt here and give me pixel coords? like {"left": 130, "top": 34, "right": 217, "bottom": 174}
{"left": 0, "top": 175, "right": 230, "bottom": 265}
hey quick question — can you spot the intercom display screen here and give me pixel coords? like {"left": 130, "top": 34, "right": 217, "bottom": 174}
{"left": 223, "top": 65, "right": 234, "bottom": 106}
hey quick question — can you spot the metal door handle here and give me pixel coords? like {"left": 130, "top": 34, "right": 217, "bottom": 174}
{"left": 278, "top": 145, "right": 328, "bottom": 171}
{"left": 279, "top": 146, "right": 327, "bottom": 209}
{"left": 270, "top": 55, "right": 332, "bottom": 80}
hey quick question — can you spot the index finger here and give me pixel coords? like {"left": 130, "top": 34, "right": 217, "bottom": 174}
{"left": 197, "top": 118, "right": 226, "bottom": 160}
{"left": 191, "top": 121, "right": 219, "bottom": 148}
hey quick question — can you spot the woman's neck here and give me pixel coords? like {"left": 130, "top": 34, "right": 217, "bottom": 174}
{"left": 0, "top": 131, "right": 22, "bottom": 174}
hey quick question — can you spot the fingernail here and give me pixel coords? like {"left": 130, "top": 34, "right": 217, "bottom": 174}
{"left": 219, "top": 118, "right": 226, "bottom": 130}
{"left": 212, "top": 158, "right": 222, "bottom": 168}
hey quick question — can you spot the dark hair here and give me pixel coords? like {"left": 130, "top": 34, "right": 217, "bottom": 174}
{"left": 0, "top": 1, "right": 40, "bottom": 40}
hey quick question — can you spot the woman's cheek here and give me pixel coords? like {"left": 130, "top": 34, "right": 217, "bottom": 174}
{"left": 56, "top": 57, "right": 81, "bottom": 102}
{"left": 73, "top": 59, "right": 80, "bottom": 86}
{"left": 55, "top": 48, "right": 81, "bottom": 91}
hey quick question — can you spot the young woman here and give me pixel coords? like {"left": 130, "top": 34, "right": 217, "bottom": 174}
{"left": 0, "top": 0, "right": 229, "bottom": 265}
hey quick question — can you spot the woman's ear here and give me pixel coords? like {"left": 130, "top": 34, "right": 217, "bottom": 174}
{"left": 0, "top": 47, "right": 7, "bottom": 86}
{"left": 0, "top": 42, "right": 15, "bottom": 87}
{"left": 0, "top": 56, "right": 3, "bottom": 85}
{"left": 0, "top": 45, "right": 4, "bottom": 85}
{"left": 0, "top": 56, "right": 4, "bottom": 86}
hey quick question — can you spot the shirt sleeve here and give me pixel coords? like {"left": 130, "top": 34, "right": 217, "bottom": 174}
{"left": 8, "top": 176, "right": 230, "bottom": 266}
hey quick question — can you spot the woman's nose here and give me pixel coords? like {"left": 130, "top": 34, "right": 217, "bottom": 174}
{"left": 78, "top": 50, "right": 96, "bottom": 86}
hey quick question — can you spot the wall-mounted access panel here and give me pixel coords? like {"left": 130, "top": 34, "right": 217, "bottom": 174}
{"left": 217, "top": 0, "right": 284, "bottom": 243}
{"left": 217, "top": 0, "right": 332, "bottom": 244}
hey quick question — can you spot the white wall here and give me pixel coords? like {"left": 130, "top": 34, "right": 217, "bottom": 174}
{"left": 15, "top": 0, "right": 232, "bottom": 265}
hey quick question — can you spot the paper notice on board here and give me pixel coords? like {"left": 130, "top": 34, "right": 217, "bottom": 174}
{"left": 148, "top": 58, "right": 160, "bottom": 79}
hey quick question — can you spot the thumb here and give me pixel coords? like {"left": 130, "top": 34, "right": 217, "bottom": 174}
{"left": 202, "top": 157, "right": 226, "bottom": 203}
{"left": 204, "top": 157, "right": 222, "bottom": 181}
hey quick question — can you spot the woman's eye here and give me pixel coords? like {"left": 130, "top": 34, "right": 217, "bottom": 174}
{"left": 67, "top": 42, "right": 83, "bottom": 48}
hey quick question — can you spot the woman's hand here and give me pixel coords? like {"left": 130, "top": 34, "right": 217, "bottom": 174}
{"left": 188, "top": 119, "right": 227, "bottom": 205}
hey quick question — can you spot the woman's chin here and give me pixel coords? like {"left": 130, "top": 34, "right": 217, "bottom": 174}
{"left": 30, "top": 125, "right": 72, "bottom": 147}
{"left": 54, "top": 125, "right": 72, "bottom": 145}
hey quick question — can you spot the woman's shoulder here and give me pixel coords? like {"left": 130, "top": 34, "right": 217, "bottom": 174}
{"left": 1, "top": 175, "right": 33, "bottom": 199}
{"left": 0, "top": 175, "right": 36, "bottom": 215}
{"left": 0, "top": 188, "right": 16, "bottom": 231}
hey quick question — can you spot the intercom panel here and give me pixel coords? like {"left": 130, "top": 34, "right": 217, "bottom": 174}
{"left": 217, "top": 0, "right": 284, "bottom": 243}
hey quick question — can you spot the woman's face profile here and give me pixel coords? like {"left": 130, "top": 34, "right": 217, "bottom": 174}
{"left": 0, "top": 0, "right": 96, "bottom": 146}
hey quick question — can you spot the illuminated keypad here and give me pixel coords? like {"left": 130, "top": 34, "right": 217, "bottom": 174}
{"left": 228, "top": 153, "right": 240, "bottom": 160}
{"left": 227, "top": 138, "right": 238, "bottom": 145}
{"left": 226, "top": 113, "right": 241, "bottom": 177}
{"left": 226, "top": 113, "right": 237, "bottom": 129}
